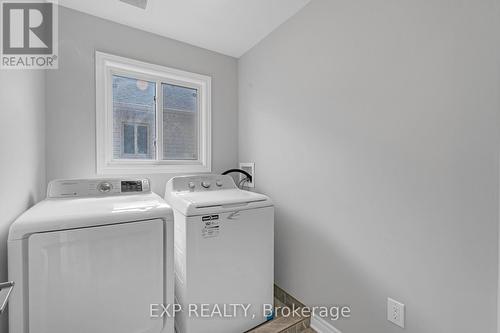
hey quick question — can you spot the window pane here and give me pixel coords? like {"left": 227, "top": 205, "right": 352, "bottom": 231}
{"left": 123, "top": 124, "right": 135, "bottom": 154}
{"left": 162, "top": 83, "right": 198, "bottom": 160}
{"left": 137, "top": 125, "right": 148, "bottom": 154}
{"left": 113, "top": 75, "right": 156, "bottom": 159}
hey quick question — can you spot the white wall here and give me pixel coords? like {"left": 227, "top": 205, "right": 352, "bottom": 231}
{"left": 46, "top": 7, "right": 239, "bottom": 194}
{"left": 0, "top": 71, "right": 46, "bottom": 332}
{"left": 238, "top": 0, "right": 500, "bottom": 332}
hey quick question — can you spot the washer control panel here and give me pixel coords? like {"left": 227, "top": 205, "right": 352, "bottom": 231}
{"left": 167, "top": 174, "right": 236, "bottom": 193}
{"left": 48, "top": 178, "right": 151, "bottom": 198}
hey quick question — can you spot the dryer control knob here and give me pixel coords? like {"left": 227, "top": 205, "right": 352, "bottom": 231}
{"left": 216, "top": 180, "right": 223, "bottom": 187}
{"left": 188, "top": 182, "right": 196, "bottom": 190}
{"left": 201, "top": 181, "right": 211, "bottom": 189}
{"left": 98, "top": 182, "right": 112, "bottom": 193}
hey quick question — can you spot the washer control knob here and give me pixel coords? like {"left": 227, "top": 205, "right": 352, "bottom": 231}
{"left": 216, "top": 180, "right": 223, "bottom": 187}
{"left": 201, "top": 181, "right": 211, "bottom": 189}
{"left": 188, "top": 182, "right": 196, "bottom": 190}
{"left": 98, "top": 182, "right": 112, "bottom": 193}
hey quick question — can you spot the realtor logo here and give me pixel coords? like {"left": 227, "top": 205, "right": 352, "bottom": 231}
{"left": 1, "top": 0, "right": 58, "bottom": 69}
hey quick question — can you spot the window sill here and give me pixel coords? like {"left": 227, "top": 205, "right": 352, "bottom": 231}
{"left": 97, "top": 162, "right": 211, "bottom": 175}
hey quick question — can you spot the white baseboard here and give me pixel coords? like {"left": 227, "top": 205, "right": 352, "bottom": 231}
{"left": 310, "top": 315, "right": 342, "bottom": 333}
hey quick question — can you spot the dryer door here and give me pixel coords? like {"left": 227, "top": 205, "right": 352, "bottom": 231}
{"left": 28, "top": 219, "right": 164, "bottom": 333}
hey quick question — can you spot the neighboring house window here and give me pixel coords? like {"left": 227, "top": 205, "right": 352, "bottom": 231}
{"left": 96, "top": 52, "right": 211, "bottom": 174}
{"left": 122, "top": 123, "right": 150, "bottom": 157}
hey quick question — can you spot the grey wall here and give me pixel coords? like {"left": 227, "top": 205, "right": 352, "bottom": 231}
{"left": 46, "top": 7, "right": 239, "bottom": 194}
{"left": 238, "top": 0, "right": 500, "bottom": 332}
{"left": 0, "top": 71, "right": 46, "bottom": 332}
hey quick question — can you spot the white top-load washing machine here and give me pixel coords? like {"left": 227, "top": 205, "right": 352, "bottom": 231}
{"left": 165, "top": 174, "right": 274, "bottom": 333}
{"left": 8, "top": 178, "right": 174, "bottom": 333}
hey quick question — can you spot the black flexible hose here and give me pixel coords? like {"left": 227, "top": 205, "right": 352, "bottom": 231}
{"left": 221, "top": 169, "right": 252, "bottom": 182}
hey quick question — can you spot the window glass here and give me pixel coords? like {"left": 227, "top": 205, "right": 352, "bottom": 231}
{"left": 137, "top": 125, "right": 148, "bottom": 154}
{"left": 162, "top": 83, "right": 198, "bottom": 160}
{"left": 112, "top": 75, "right": 156, "bottom": 159}
{"left": 123, "top": 124, "right": 135, "bottom": 155}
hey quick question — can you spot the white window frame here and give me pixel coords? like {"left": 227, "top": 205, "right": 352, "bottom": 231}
{"left": 95, "top": 51, "right": 211, "bottom": 174}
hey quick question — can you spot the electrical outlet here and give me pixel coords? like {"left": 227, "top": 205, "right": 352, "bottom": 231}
{"left": 387, "top": 298, "right": 405, "bottom": 328}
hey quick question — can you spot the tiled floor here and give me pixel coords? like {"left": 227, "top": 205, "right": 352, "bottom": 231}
{"left": 246, "top": 296, "right": 316, "bottom": 333}
{"left": 174, "top": 285, "right": 316, "bottom": 333}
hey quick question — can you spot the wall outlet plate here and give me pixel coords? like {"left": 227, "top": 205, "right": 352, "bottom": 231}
{"left": 239, "top": 162, "right": 255, "bottom": 188}
{"left": 387, "top": 297, "right": 405, "bottom": 328}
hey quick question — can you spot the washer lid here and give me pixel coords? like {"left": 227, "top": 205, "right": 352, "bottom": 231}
{"left": 165, "top": 175, "right": 272, "bottom": 216}
{"left": 8, "top": 192, "right": 172, "bottom": 241}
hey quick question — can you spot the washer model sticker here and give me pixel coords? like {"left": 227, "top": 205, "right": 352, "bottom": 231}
{"left": 202, "top": 215, "right": 220, "bottom": 238}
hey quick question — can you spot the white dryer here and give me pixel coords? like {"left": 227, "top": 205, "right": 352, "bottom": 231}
{"left": 8, "top": 178, "right": 174, "bottom": 333}
{"left": 165, "top": 174, "right": 274, "bottom": 333}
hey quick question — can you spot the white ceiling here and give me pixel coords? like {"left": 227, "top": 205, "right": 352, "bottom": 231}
{"left": 58, "top": 0, "right": 311, "bottom": 58}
